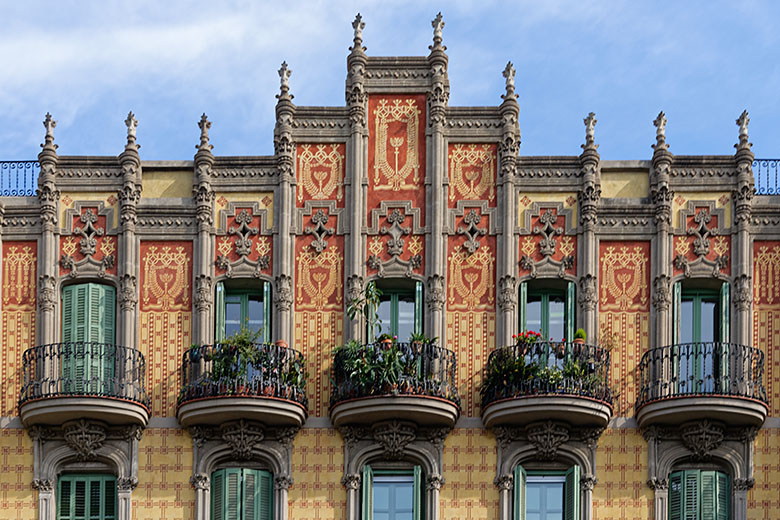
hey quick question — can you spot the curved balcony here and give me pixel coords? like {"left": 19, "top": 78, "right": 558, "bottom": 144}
{"left": 177, "top": 342, "right": 308, "bottom": 428}
{"left": 636, "top": 342, "right": 768, "bottom": 427}
{"left": 329, "top": 341, "right": 460, "bottom": 428}
{"left": 19, "top": 342, "right": 150, "bottom": 426}
{"left": 481, "top": 341, "right": 613, "bottom": 428}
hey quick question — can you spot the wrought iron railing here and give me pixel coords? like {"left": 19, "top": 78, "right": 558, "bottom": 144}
{"left": 754, "top": 159, "right": 779, "bottom": 195}
{"left": 330, "top": 341, "right": 459, "bottom": 407}
{"left": 481, "top": 341, "right": 612, "bottom": 409}
{"left": 636, "top": 342, "right": 767, "bottom": 409}
{"left": 19, "top": 342, "right": 149, "bottom": 407}
{"left": 0, "top": 161, "right": 39, "bottom": 196}
{"left": 178, "top": 342, "right": 307, "bottom": 408}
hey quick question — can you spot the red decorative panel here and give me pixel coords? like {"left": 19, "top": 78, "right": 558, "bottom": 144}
{"left": 215, "top": 208, "right": 272, "bottom": 276}
{"left": 296, "top": 143, "right": 346, "bottom": 208}
{"left": 518, "top": 208, "right": 576, "bottom": 277}
{"left": 753, "top": 241, "right": 780, "bottom": 416}
{"left": 447, "top": 143, "right": 497, "bottom": 209}
{"left": 754, "top": 241, "right": 780, "bottom": 307}
{"left": 59, "top": 207, "right": 117, "bottom": 276}
{"left": 673, "top": 207, "right": 731, "bottom": 276}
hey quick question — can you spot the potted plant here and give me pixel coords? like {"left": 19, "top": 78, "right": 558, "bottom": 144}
{"left": 573, "top": 328, "right": 587, "bottom": 345}
{"left": 377, "top": 332, "right": 394, "bottom": 347}
{"left": 211, "top": 324, "right": 264, "bottom": 394}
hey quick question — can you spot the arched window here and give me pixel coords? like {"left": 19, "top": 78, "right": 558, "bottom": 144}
{"left": 361, "top": 464, "right": 422, "bottom": 520}
{"left": 211, "top": 468, "right": 273, "bottom": 520}
{"left": 669, "top": 470, "right": 729, "bottom": 520}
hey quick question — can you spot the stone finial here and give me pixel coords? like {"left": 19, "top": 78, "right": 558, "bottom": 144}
{"left": 583, "top": 112, "right": 597, "bottom": 149}
{"left": 125, "top": 111, "right": 139, "bottom": 149}
{"left": 736, "top": 109, "right": 751, "bottom": 151}
{"left": 41, "top": 112, "right": 57, "bottom": 150}
{"left": 277, "top": 61, "right": 292, "bottom": 100}
{"left": 652, "top": 111, "right": 668, "bottom": 151}
{"left": 197, "top": 113, "right": 213, "bottom": 152}
{"left": 351, "top": 13, "right": 366, "bottom": 51}
{"left": 502, "top": 62, "right": 517, "bottom": 100}
{"left": 430, "top": 12, "right": 445, "bottom": 50}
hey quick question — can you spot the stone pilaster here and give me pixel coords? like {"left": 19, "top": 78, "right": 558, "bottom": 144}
{"left": 274, "top": 62, "right": 296, "bottom": 343}
{"left": 426, "top": 12, "right": 449, "bottom": 344}
{"left": 193, "top": 114, "right": 216, "bottom": 345}
{"left": 118, "top": 113, "right": 142, "bottom": 351}
{"left": 37, "top": 113, "right": 60, "bottom": 346}
{"left": 578, "top": 113, "right": 600, "bottom": 342}
{"left": 344, "top": 14, "right": 368, "bottom": 342}
{"left": 650, "top": 111, "right": 674, "bottom": 349}
{"left": 732, "top": 110, "right": 754, "bottom": 346}
{"left": 497, "top": 62, "right": 520, "bottom": 347}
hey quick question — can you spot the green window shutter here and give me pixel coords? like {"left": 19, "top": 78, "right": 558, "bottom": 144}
{"left": 362, "top": 465, "right": 374, "bottom": 520}
{"left": 263, "top": 281, "right": 272, "bottom": 343}
{"left": 102, "top": 286, "right": 116, "bottom": 344}
{"left": 215, "top": 282, "right": 226, "bottom": 341}
{"left": 519, "top": 282, "right": 528, "bottom": 331}
{"left": 715, "top": 472, "right": 729, "bottom": 520}
{"left": 513, "top": 465, "right": 526, "bottom": 520}
{"left": 564, "top": 465, "right": 580, "bottom": 520}
{"left": 684, "top": 470, "right": 699, "bottom": 520}
{"left": 243, "top": 470, "right": 257, "bottom": 520}
{"left": 701, "top": 471, "right": 716, "bottom": 520}
{"left": 565, "top": 281, "right": 575, "bottom": 342}
{"left": 257, "top": 470, "right": 273, "bottom": 520}
{"left": 224, "top": 468, "right": 242, "bottom": 520}
{"left": 719, "top": 282, "right": 730, "bottom": 343}
{"left": 212, "top": 469, "right": 224, "bottom": 520}
{"left": 62, "top": 286, "right": 75, "bottom": 392}
{"left": 669, "top": 471, "right": 683, "bottom": 520}
{"left": 58, "top": 475, "right": 116, "bottom": 520}
{"left": 414, "top": 281, "right": 423, "bottom": 335}
{"left": 59, "top": 477, "right": 73, "bottom": 520}
{"left": 673, "top": 282, "right": 681, "bottom": 345}
{"left": 413, "top": 465, "right": 422, "bottom": 520}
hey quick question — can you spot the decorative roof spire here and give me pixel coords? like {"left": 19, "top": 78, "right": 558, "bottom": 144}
{"left": 430, "top": 12, "right": 445, "bottom": 51}
{"left": 125, "top": 111, "right": 139, "bottom": 150}
{"left": 197, "top": 113, "right": 213, "bottom": 152}
{"left": 41, "top": 112, "right": 57, "bottom": 151}
{"left": 652, "top": 111, "right": 668, "bottom": 151}
{"left": 736, "top": 109, "right": 751, "bottom": 151}
{"left": 350, "top": 13, "right": 366, "bottom": 52}
{"left": 502, "top": 62, "right": 517, "bottom": 100}
{"left": 277, "top": 61, "right": 293, "bottom": 100}
{"left": 582, "top": 112, "right": 598, "bottom": 150}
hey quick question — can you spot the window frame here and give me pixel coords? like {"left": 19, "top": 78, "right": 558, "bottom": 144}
{"left": 361, "top": 464, "right": 422, "bottom": 520}
{"left": 57, "top": 473, "right": 117, "bottom": 520}
{"left": 211, "top": 468, "right": 273, "bottom": 520}
{"left": 669, "top": 469, "right": 729, "bottom": 520}
{"left": 519, "top": 281, "right": 575, "bottom": 341}
{"left": 215, "top": 281, "right": 271, "bottom": 343}
{"left": 372, "top": 281, "right": 423, "bottom": 342}
{"left": 513, "top": 464, "right": 580, "bottom": 520}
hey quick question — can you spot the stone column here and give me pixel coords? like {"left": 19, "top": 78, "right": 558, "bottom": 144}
{"left": 495, "top": 474, "right": 512, "bottom": 520}
{"left": 426, "top": 475, "right": 442, "bottom": 520}
{"left": 193, "top": 114, "right": 216, "bottom": 345}
{"left": 578, "top": 113, "right": 601, "bottom": 342}
{"left": 344, "top": 15, "right": 369, "bottom": 342}
{"left": 118, "top": 113, "right": 142, "bottom": 352}
{"left": 426, "top": 13, "right": 449, "bottom": 343}
{"left": 581, "top": 477, "right": 596, "bottom": 520}
{"left": 273, "top": 62, "right": 295, "bottom": 343}
{"left": 497, "top": 63, "right": 520, "bottom": 347}
{"left": 37, "top": 113, "right": 59, "bottom": 347}
{"left": 274, "top": 477, "right": 291, "bottom": 520}
{"left": 732, "top": 111, "right": 755, "bottom": 347}
{"left": 191, "top": 474, "right": 210, "bottom": 520}
{"left": 342, "top": 473, "right": 361, "bottom": 520}
{"left": 650, "top": 112, "right": 674, "bottom": 349}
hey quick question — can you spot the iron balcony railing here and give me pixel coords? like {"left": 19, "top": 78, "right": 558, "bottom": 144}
{"left": 19, "top": 342, "right": 149, "bottom": 407}
{"left": 481, "top": 341, "right": 612, "bottom": 410}
{"left": 0, "top": 161, "right": 39, "bottom": 196}
{"left": 178, "top": 342, "right": 308, "bottom": 408}
{"left": 754, "top": 159, "right": 779, "bottom": 195}
{"left": 636, "top": 342, "right": 767, "bottom": 409}
{"left": 330, "top": 341, "right": 459, "bottom": 407}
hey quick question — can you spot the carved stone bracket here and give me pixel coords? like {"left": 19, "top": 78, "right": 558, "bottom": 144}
{"left": 304, "top": 209, "right": 334, "bottom": 253}
{"left": 372, "top": 420, "right": 417, "bottom": 460}
{"left": 680, "top": 420, "right": 725, "bottom": 460}
{"left": 526, "top": 421, "right": 570, "bottom": 461}
{"left": 63, "top": 419, "right": 107, "bottom": 461}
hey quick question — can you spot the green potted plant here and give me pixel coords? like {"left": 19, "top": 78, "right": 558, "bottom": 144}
{"left": 573, "top": 328, "right": 587, "bottom": 345}
{"left": 211, "top": 324, "right": 264, "bottom": 394}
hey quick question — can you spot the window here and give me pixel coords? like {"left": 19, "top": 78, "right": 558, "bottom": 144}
{"left": 61, "top": 283, "right": 116, "bottom": 395}
{"left": 215, "top": 282, "right": 271, "bottom": 342}
{"left": 58, "top": 474, "right": 116, "bottom": 520}
{"left": 211, "top": 468, "right": 273, "bottom": 520}
{"left": 669, "top": 470, "right": 729, "bottom": 520}
{"left": 519, "top": 281, "right": 575, "bottom": 341}
{"left": 374, "top": 280, "right": 423, "bottom": 342}
{"left": 514, "top": 465, "right": 579, "bottom": 520}
{"left": 362, "top": 465, "right": 422, "bottom": 520}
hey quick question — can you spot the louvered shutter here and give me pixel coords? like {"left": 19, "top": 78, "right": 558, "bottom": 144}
{"left": 263, "top": 281, "right": 272, "bottom": 343}
{"left": 715, "top": 472, "right": 729, "bottom": 520}
{"left": 701, "top": 470, "right": 716, "bottom": 520}
{"left": 72, "top": 285, "right": 89, "bottom": 394}
{"left": 257, "top": 470, "right": 273, "bottom": 520}
{"left": 59, "top": 477, "right": 73, "bottom": 520}
{"left": 519, "top": 282, "right": 528, "bottom": 331}
{"left": 719, "top": 282, "right": 730, "bottom": 393}
{"left": 100, "top": 286, "right": 116, "bottom": 396}
{"left": 224, "top": 468, "right": 242, "bottom": 520}
{"left": 513, "top": 465, "right": 526, "bottom": 520}
{"left": 103, "top": 476, "right": 116, "bottom": 520}
{"left": 362, "top": 465, "right": 374, "bottom": 520}
{"left": 673, "top": 282, "right": 681, "bottom": 345}
{"left": 215, "top": 282, "right": 226, "bottom": 341}
{"left": 565, "top": 281, "right": 575, "bottom": 342}
{"left": 413, "top": 465, "right": 422, "bottom": 520}
{"left": 243, "top": 470, "right": 257, "bottom": 520}
{"left": 669, "top": 471, "right": 683, "bottom": 520}
{"left": 212, "top": 469, "right": 225, "bottom": 520}
{"left": 684, "top": 470, "right": 699, "bottom": 520}
{"left": 564, "top": 465, "right": 580, "bottom": 520}
{"left": 58, "top": 475, "right": 116, "bottom": 520}
{"left": 62, "top": 286, "right": 75, "bottom": 393}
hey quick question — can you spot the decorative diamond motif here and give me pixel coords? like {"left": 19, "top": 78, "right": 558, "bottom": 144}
{"left": 408, "top": 235, "right": 423, "bottom": 256}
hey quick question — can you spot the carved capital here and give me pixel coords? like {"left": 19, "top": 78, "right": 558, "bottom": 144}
{"left": 734, "top": 478, "right": 755, "bottom": 491}
{"left": 426, "top": 474, "right": 444, "bottom": 491}
{"left": 578, "top": 274, "right": 597, "bottom": 311}
{"left": 426, "top": 274, "right": 445, "bottom": 311}
{"left": 275, "top": 476, "right": 293, "bottom": 491}
{"left": 346, "top": 275, "right": 364, "bottom": 305}
{"left": 32, "top": 478, "right": 54, "bottom": 492}
{"left": 119, "top": 274, "right": 138, "bottom": 311}
{"left": 274, "top": 274, "right": 293, "bottom": 311}
{"left": 652, "top": 274, "right": 672, "bottom": 311}
{"left": 194, "top": 274, "right": 213, "bottom": 312}
{"left": 494, "top": 474, "right": 513, "bottom": 491}
{"left": 733, "top": 274, "right": 752, "bottom": 312}
{"left": 117, "top": 477, "right": 139, "bottom": 491}
{"left": 190, "top": 473, "right": 210, "bottom": 490}
{"left": 37, "top": 274, "right": 57, "bottom": 312}
{"left": 342, "top": 473, "right": 361, "bottom": 490}
{"left": 580, "top": 476, "right": 597, "bottom": 492}
{"left": 647, "top": 477, "right": 668, "bottom": 491}
{"left": 498, "top": 275, "right": 517, "bottom": 311}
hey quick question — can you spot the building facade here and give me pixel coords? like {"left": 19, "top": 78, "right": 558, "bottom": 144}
{"left": 1, "top": 14, "right": 779, "bottom": 520}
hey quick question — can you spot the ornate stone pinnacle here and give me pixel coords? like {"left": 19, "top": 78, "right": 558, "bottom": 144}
{"left": 583, "top": 112, "right": 598, "bottom": 149}
{"left": 430, "top": 12, "right": 445, "bottom": 50}
{"left": 653, "top": 111, "right": 668, "bottom": 151}
{"left": 351, "top": 13, "right": 365, "bottom": 51}
{"left": 41, "top": 112, "right": 57, "bottom": 150}
{"left": 502, "top": 62, "right": 517, "bottom": 100}
{"left": 197, "top": 113, "right": 213, "bottom": 152}
{"left": 277, "top": 61, "right": 292, "bottom": 99}
{"left": 125, "top": 111, "right": 139, "bottom": 149}
{"left": 736, "top": 109, "right": 751, "bottom": 151}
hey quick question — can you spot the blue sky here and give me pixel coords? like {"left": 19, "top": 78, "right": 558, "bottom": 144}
{"left": 1, "top": 1, "right": 779, "bottom": 161}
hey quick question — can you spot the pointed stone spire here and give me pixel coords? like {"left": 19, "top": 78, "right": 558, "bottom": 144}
{"left": 582, "top": 112, "right": 598, "bottom": 150}
{"left": 276, "top": 61, "right": 293, "bottom": 101}
{"left": 652, "top": 111, "right": 668, "bottom": 152}
{"left": 736, "top": 110, "right": 751, "bottom": 151}
{"left": 430, "top": 12, "right": 446, "bottom": 51}
{"left": 502, "top": 62, "right": 517, "bottom": 101}
{"left": 350, "top": 13, "right": 366, "bottom": 53}
{"left": 124, "top": 112, "right": 139, "bottom": 151}
{"left": 197, "top": 113, "right": 213, "bottom": 153}
{"left": 41, "top": 112, "right": 57, "bottom": 151}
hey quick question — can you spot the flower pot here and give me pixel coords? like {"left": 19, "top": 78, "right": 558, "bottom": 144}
{"left": 573, "top": 338, "right": 585, "bottom": 345}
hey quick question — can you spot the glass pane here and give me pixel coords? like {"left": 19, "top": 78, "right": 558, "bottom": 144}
{"left": 526, "top": 296, "right": 542, "bottom": 334}
{"left": 377, "top": 299, "right": 393, "bottom": 338}
{"left": 526, "top": 480, "right": 564, "bottom": 520}
{"left": 546, "top": 483, "right": 563, "bottom": 512}
{"left": 374, "top": 483, "right": 390, "bottom": 510}
{"left": 394, "top": 482, "right": 413, "bottom": 508}
{"left": 225, "top": 300, "right": 242, "bottom": 338}
{"left": 701, "top": 300, "right": 717, "bottom": 343}
{"left": 247, "top": 295, "right": 264, "bottom": 336}
{"left": 680, "top": 299, "right": 694, "bottom": 344}
{"left": 548, "top": 296, "right": 565, "bottom": 341}
{"left": 527, "top": 483, "right": 541, "bottom": 511}
{"left": 397, "top": 296, "right": 415, "bottom": 342}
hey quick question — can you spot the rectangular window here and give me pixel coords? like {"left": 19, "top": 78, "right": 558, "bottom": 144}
{"left": 669, "top": 470, "right": 729, "bottom": 520}
{"left": 514, "top": 465, "right": 579, "bottom": 520}
{"left": 374, "top": 281, "right": 423, "bottom": 342}
{"left": 519, "top": 282, "right": 575, "bottom": 342}
{"left": 211, "top": 468, "right": 273, "bottom": 520}
{"left": 215, "top": 282, "right": 271, "bottom": 343}
{"left": 58, "top": 474, "right": 116, "bottom": 520}
{"left": 362, "top": 465, "right": 422, "bottom": 520}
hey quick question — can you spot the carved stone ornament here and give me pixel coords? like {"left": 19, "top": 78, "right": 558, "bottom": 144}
{"left": 63, "top": 419, "right": 107, "bottom": 461}
{"left": 274, "top": 274, "right": 293, "bottom": 311}
{"left": 426, "top": 274, "right": 445, "bottom": 311}
{"left": 37, "top": 274, "right": 56, "bottom": 312}
{"left": 32, "top": 478, "right": 54, "bottom": 492}
{"left": 578, "top": 274, "right": 597, "bottom": 311}
{"left": 734, "top": 478, "right": 755, "bottom": 491}
{"left": 372, "top": 420, "right": 417, "bottom": 460}
{"left": 304, "top": 209, "right": 334, "bottom": 253}
{"left": 342, "top": 473, "right": 361, "bottom": 490}
{"left": 520, "top": 209, "right": 574, "bottom": 278}
{"left": 220, "top": 420, "right": 265, "bottom": 460}
{"left": 457, "top": 209, "right": 487, "bottom": 254}
{"left": 689, "top": 208, "right": 716, "bottom": 257}
{"left": 117, "top": 477, "right": 139, "bottom": 491}
{"left": 526, "top": 421, "right": 570, "bottom": 461}
{"left": 494, "top": 474, "right": 513, "bottom": 491}
{"left": 274, "top": 476, "right": 293, "bottom": 491}
{"left": 580, "top": 476, "right": 597, "bottom": 492}
{"left": 680, "top": 420, "right": 724, "bottom": 460}
{"left": 61, "top": 208, "right": 116, "bottom": 278}
{"left": 647, "top": 477, "right": 668, "bottom": 491}
{"left": 535, "top": 209, "right": 563, "bottom": 257}
{"left": 368, "top": 208, "right": 422, "bottom": 277}
{"left": 652, "top": 274, "right": 672, "bottom": 311}
{"left": 733, "top": 274, "right": 752, "bottom": 311}
{"left": 346, "top": 274, "right": 364, "bottom": 305}
{"left": 216, "top": 208, "right": 270, "bottom": 277}
{"left": 426, "top": 474, "right": 444, "bottom": 491}
{"left": 119, "top": 274, "right": 138, "bottom": 311}
{"left": 194, "top": 274, "right": 212, "bottom": 312}
{"left": 498, "top": 275, "right": 517, "bottom": 311}
{"left": 230, "top": 209, "right": 259, "bottom": 257}
{"left": 191, "top": 473, "right": 210, "bottom": 490}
